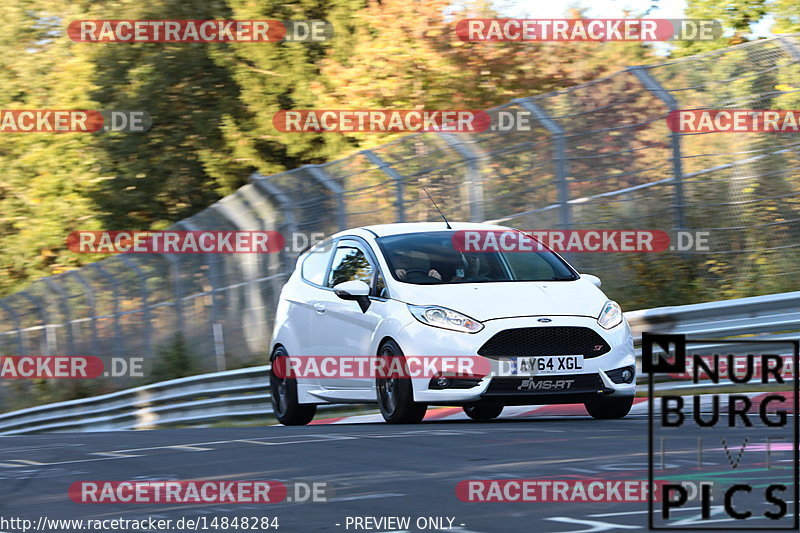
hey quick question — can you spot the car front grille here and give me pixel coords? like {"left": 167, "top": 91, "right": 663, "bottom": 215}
{"left": 477, "top": 326, "right": 611, "bottom": 359}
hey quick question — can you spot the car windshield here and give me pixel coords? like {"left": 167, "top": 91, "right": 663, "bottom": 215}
{"left": 376, "top": 231, "right": 577, "bottom": 284}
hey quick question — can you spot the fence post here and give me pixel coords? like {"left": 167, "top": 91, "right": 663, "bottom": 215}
{"left": 91, "top": 263, "right": 124, "bottom": 357}
{"left": 630, "top": 66, "right": 686, "bottom": 232}
{"left": 118, "top": 255, "right": 154, "bottom": 359}
{"left": 251, "top": 174, "right": 301, "bottom": 275}
{"left": 362, "top": 150, "right": 405, "bottom": 223}
{"left": 20, "top": 291, "right": 51, "bottom": 355}
{"left": 0, "top": 300, "right": 24, "bottom": 355}
{"left": 250, "top": 175, "right": 298, "bottom": 357}
{"left": 159, "top": 251, "right": 184, "bottom": 348}
{"left": 177, "top": 219, "right": 225, "bottom": 372}
{"left": 212, "top": 196, "right": 267, "bottom": 358}
{"left": 43, "top": 278, "right": 75, "bottom": 356}
{"left": 239, "top": 182, "right": 288, "bottom": 282}
{"left": 307, "top": 164, "right": 347, "bottom": 230}
{"left": 438, "top": 132, "right": 485, "bottom": 222}
{"left": 238, "top": 183, "right": 288, "bottom": 355}
{"left": 69, "top": 271, "right": 98, "bottom": 354}
{"left": 777, "top": 36, "right": 800, "bottom": 61}
{"left": 515, "top": 97, "right": 572, "bottom": 230}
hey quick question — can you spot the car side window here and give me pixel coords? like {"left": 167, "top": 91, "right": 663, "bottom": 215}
{"left": 327, "top": 244, "right": 374, "bottom": 287}
{"left": 374, "top": 270, "right": 388, "bottom": 299}
{"left": 301, "top": 241, "right": 335, "bottom": 286}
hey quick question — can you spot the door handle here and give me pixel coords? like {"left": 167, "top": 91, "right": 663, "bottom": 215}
{"left": 313, "top": 303, "right": 326, "bottom": 314}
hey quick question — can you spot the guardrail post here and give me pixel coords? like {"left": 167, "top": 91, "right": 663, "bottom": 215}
{"left": 630, "top": 66, "right": 686, "bottom": 232}
{"left": 0, "top": 300, "right": 25, "bottom": 355}
{"left": 69, "top": 271, "right": 98, "bottom": 354}
{"left": 90, "top": 263, "right": 124, "bottom": 357}
{"left": 362, "top": 150, "right": 405, "bottom": 223}
{"left": 515, "top": 97, "right": 572, "bottom": 230}
{"left": 307, "top": 164, "right": 347, "bottom": 230}
{"left": 118, "top": 256, "right": 154, "bottom": 359}
{"left": 438, "top": 132, "right": 485, "bottom": 222}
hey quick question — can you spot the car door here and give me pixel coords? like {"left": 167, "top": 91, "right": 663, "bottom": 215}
{"left": 309, "top": 238, "right": 388, "bottom": 391}
{"left": 285, "top": 239, "right": 337, "bottom": 394}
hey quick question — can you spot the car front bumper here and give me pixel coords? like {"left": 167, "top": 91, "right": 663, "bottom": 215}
{"left": 392, "top": 314, "right": 637, "bottom": 404}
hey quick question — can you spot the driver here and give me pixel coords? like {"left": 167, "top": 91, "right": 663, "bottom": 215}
{"left": 394, "top": 251, "right": 442, "bottom": 281}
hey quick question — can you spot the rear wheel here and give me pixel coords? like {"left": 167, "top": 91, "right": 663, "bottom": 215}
{"left": 270, "top": 347, "right": 316, "bottom": 426}
{"left": 463, "top": 403, "right": 504, "bottom": 421}
{"left": 584, "top": 395, "right": 633, "bottom": 419}
{"left": 376, "top": 340, "right": 427, "bottom": 424}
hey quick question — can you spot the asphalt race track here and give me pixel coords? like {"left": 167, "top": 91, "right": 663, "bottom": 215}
{"left": 0, "top": 404, "right": 795, "bottom": 533}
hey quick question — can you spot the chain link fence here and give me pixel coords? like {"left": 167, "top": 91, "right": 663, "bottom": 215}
{"left": 2, "top": 36, "right": 800, "bottom": 410}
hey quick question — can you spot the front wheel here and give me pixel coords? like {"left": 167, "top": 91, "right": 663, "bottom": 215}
{"left": 376, "top": 340, "right": 427, "bottom": 424}
{"left": 463, "top": 403, "right": 504, "bottom": 421}
{"left": 270, "top": 347, "right": 316, "bottom": 426}
{"left": 584, "top": 395, "right": 633, "bottom": 419}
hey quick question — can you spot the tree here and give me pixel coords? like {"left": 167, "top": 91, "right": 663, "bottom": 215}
{"left": 0, "top": 0, "right": 105, "bottom": 292}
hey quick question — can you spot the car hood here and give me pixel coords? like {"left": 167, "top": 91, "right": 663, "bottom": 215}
{"left": 392, "top": 279, "right": 608, "bottom": 322}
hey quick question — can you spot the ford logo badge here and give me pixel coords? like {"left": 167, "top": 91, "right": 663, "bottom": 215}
{"left": 538, "top": 318, "right": 552, "bottom": 323}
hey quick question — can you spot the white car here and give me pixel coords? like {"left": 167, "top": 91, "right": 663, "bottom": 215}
{"left": 269, "top": 222, "right": 636, "bottom": 425}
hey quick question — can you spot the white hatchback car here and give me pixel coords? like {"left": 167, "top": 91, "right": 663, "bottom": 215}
{"left": 269, "top": 222, "right": 636, "bottom": 425}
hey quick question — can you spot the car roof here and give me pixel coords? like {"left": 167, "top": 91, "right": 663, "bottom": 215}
{"left": 356, "top": 221, "right": 510, "bottom": 238}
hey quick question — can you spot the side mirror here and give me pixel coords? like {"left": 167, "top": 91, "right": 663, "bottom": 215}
{"left": 581, "top": 274, "right": 602, "bottom": 288}
{"left": 333, "top": 280, "right": 371, "bottom": 312}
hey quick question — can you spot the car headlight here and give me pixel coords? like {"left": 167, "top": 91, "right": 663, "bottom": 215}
{"left": 597, "top": 300, "right": 623, "bottom": 330}
{"left": 408, "top": 305, "right": 484, "bottom": 333}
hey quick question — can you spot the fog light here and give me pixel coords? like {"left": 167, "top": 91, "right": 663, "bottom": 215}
{"left": 429, "top": 376, "right": 452, "bottom": 389}
{"left": 621, "top": 368, "right": 634, "bottom": 383}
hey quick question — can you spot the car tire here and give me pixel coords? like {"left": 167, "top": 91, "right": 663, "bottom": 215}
{"left": 463, "top": 403, "right": 503, "bottom": 421}
{"left": 270, "top": 346, "right": 316, "bottom": 426}
{"left": 376, "top": 340, "right": 428, "bottom": 424}
{"left": 584, "top": 395, "right": 634, "bottom": 419}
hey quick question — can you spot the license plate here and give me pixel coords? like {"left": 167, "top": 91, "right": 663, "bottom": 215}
{"left": 510, "top": 355, "right": 584, "bottom": 375}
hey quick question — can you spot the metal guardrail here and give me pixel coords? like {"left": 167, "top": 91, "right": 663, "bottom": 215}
{"left": 0, "top": 366, "right": 365, "bottom": 436}
{"left": 1, "top": 290, "right": 798, "bottom": 435}
{"left": 626, "top": 290, "right": 800, "bottom": 340}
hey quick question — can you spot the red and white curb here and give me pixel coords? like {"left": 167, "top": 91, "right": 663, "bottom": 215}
{"left": 308, "top": 392, "right": 794, "bottom": 425}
